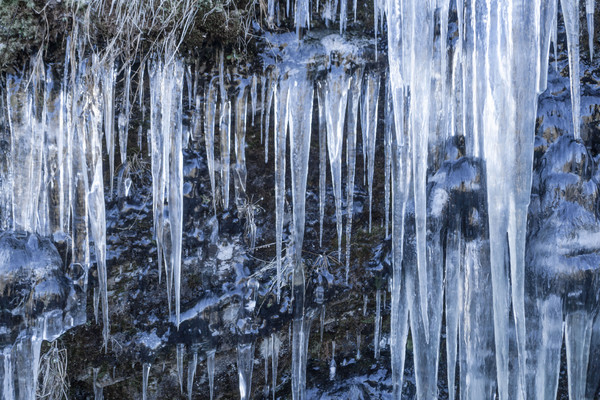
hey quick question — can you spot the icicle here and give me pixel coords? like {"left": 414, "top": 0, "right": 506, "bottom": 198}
{"left": 93, "top": 287, "right": 99, "bottom": 324}
{"left": 93, "top": 367, "right": 103, "bottom": 400}
{"left": 345, "top": 67, "right": 362, "bottom": 280}
{"left": 251, "top": 74, "right": 257, "bottom": 127}
{"left": 295, "top": 0, "right": 310, "bottom": 37}
{"left": 274, "top": 73, "right": 289, "bottom": 302}
{"left": 139, "top": 61, "right": 145, "bottom": 130}
{"left": 268, "top": 0, "right": 276, "bottom": 27}
{"left": 407, "top": 0, "right": 436, "bottom": 338}
{"left": 265, "top": 71, "right": 276, "bottom": 164}
{"left": 102, "top": 57, "right": 116, "bottom": 198}
{"left": 530, "top": 296, "right": 562, "bottom": 400}
{"left": 219, "top": 50, "right": 231, "bottom": 209}
{"left": 329, "top": 341, "right": 336, "bottom": 380}
{"left": 445, "top": 218, "right": 460, "bottom": 400}
{"left": 360, "top": 71, "right": 380, "bottom": 233}
{"left": 539, "top": 0, "right": 559, "bottom": 94}
{"left": 587, "top": 0, "right": 595, "bottom": 60}
{"left": 560, "top": 0, "right": 581, "bottom": 140}
{"left": 260, "top": 74, "right": 267, "bottom": 142}
{"left": 320, "top": 305, "right": 326, "bottom": 344}
{"left": 383, "top": 78, "right": 393, "bottom": 237}
{"left": 205, "top": 78, "right": 219, "bottom": 214}
{"left": 187, "top": 351, "right": 197, "bottom": 400}
{"left": 142, "top": 363, "right": 151, "bottom": 400}
{"left": 288, "top": 71, "right": 314, "bottom": 400}
{"left": 316, "top": 81, "right": 327, "bottom": 248}
{"left": 356, "top": 334, "right": 361, "bottom": 360}
{"left": 207, "top": 349, "right": 216, "bottom": 400}
{"left": 237, "top": 343, "right": 255, "bottom": 400}
{"left": 87, "top": 58, "right": 110, "bottom": 350}
{"left": 339, "top": 0, "right": 347, "bottom": 34}
{"left": 261, "top": 338, "right": 270, "bottom": 394}
{"left": 177, "top": 344, "right": 185, "bottom": 393}
{"left": 149, "top": 59, "right": 165, "bottom": 284}
{"left": 170, "top": 60, "right": 185, "bottom": 328}
{"left": 234, "top": 82, "right": 248, "bottom": 211}
{"left": 408, "top": 186, "right": 444, "bottom": 399}
{"left": 385, "top": 16, "right": 411, "bottom": 390}
{"left": 565, "top": 312, "right": 593, "bottom": 399}
{"left": 119, "top": 61, "right": 132, "bottom": 167}
{"left": 460, "top": 238, "right": 497, "bottom": 398}
{"left": 324, "top": 65, "right": 351, "bottom": 261}
{"left": 271, "top": 333, "right": 280, "bottom": 400}
{"left": 186, "top": 65, "right": 193, "bottom": 111}
{"left": 374, "top": 289, "right": 381, "bottom": 359}
{"left": 551, "top": 15, "right": 558, "bottom": 71}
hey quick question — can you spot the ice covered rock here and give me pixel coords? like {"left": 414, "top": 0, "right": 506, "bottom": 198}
{"left": 0, "top": 231, "right": 87, "bottom": 399}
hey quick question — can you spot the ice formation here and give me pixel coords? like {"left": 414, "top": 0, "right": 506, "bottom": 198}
{"left": 1, "top": 1, "right": 599, "bottom": 399}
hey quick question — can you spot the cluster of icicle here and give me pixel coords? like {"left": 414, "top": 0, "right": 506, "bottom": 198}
{"left": 1, "top": 34, "right": 111, "bottom": 353}
{"left": 380, "top": 0, "right": 594, "bottom": 400}
{"left": 1, "top": 0, "right": 598, "bottom": 399}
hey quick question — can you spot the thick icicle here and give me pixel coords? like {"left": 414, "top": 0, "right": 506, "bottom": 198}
{"left": 274, "top": 72, "right": 289, "bottom": 301}
{"left": 87, "top": 58, "right": 110, "bottom": 350}
{"left": 407, "top": 0, "right": 435, "bottom": 336}
{"left": 287, "top": 71, "right": 314, "bottom": 400}
{"left": 345, "top": 67, "right": 362, "bottom": 279}
{"left": 388, "top": 82, "right": 410, "bottom": 400}
{"left": 360, "top": 70, "right": 380, "bottom": 232}
{"left": 323, "top": 65, "right": 351, "bottom": 261}
{"left": 237, "top": 343, "right": 255, "bottom": 400}
{"left": 560, "top": 0, "right": 581, "bottom": 140}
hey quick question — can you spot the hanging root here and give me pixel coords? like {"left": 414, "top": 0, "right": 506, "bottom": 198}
{"left": 37, "top": 341, "right": 69, "bottom": 400}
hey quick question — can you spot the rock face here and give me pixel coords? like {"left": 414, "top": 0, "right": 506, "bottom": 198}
{"left": 0, "top": 231, "right": 87, "bottom": 400}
